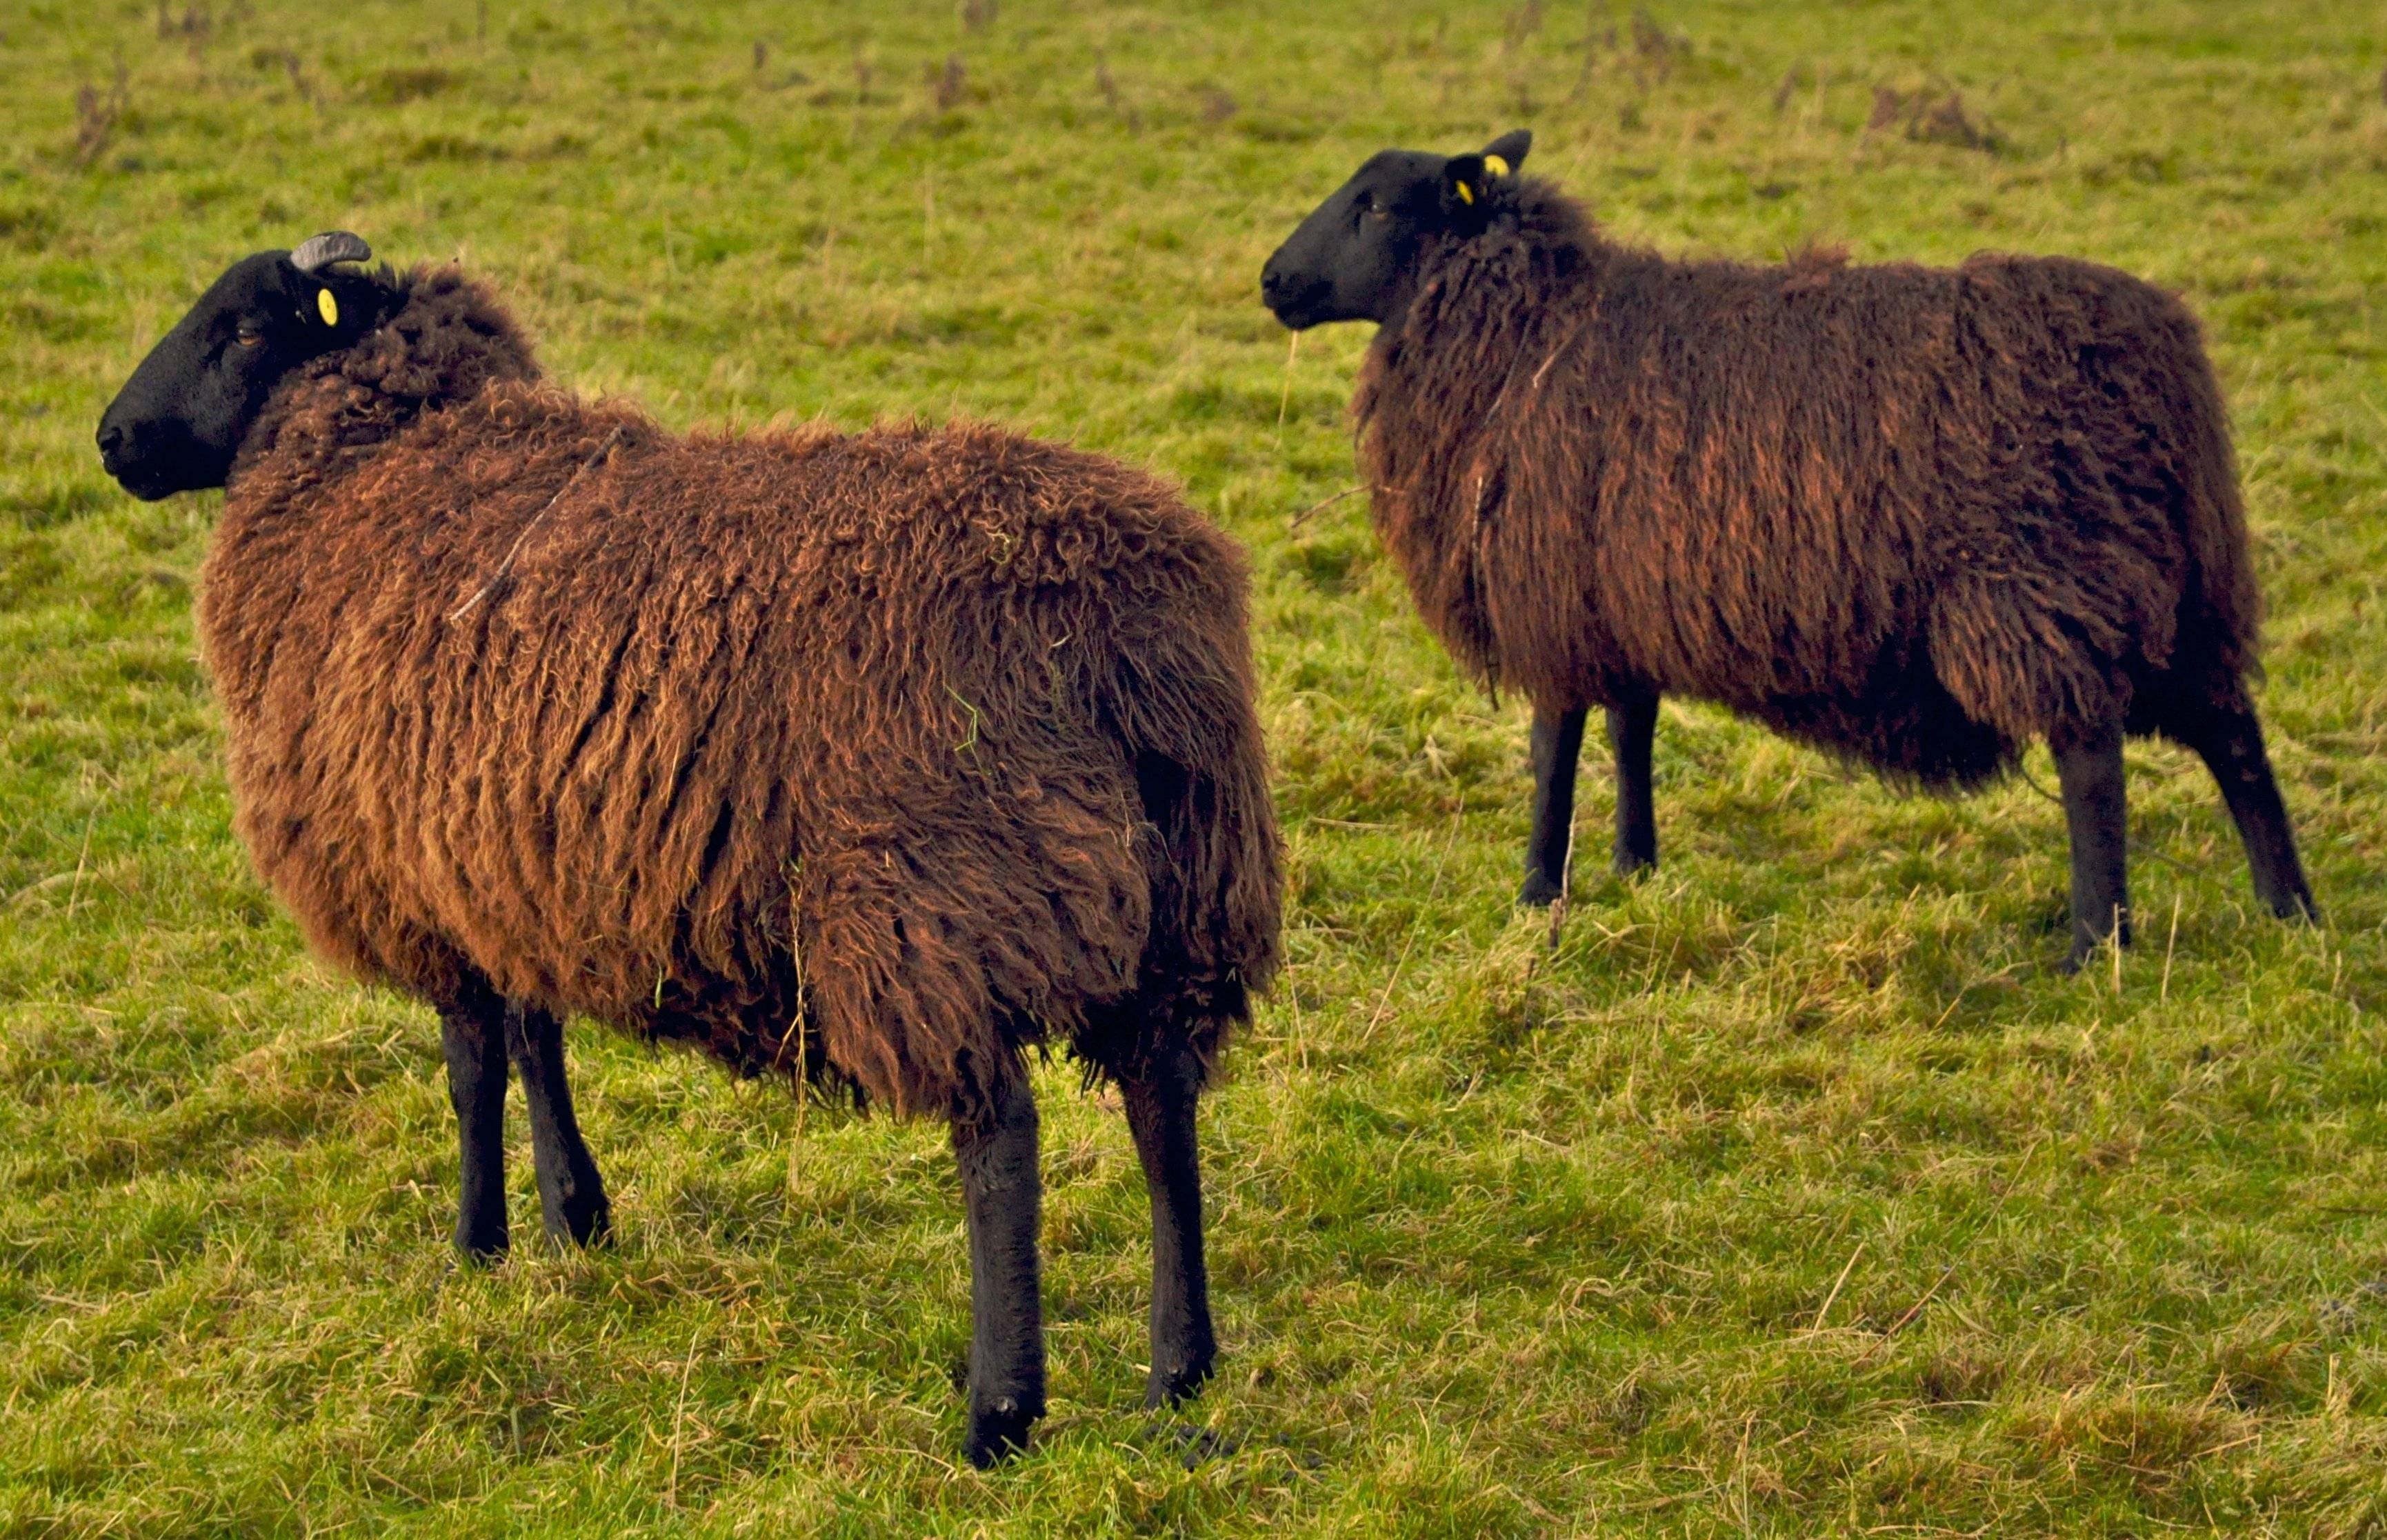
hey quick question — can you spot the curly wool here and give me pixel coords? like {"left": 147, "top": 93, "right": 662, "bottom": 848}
{"left": 203, "top": 267, "right": 1281, "bottom": 1121}
{"left": 1355, "top": 179, "right": 2260, "bottom": 783}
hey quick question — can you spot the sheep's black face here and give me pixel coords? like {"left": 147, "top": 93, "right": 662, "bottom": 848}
{"left": 97, "top": 245, "right": 388, "bottom": 500}
{"left": 1260, "top": 130, "right": 1531, "bottom": 331}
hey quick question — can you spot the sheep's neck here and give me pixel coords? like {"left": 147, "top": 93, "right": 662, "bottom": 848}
{"left": 228, "top": 267, "right": 541, "bottom": 503}
{"left": 1360, "top": 209, "right": 1603, "bottom": 481}
{"left": 1352, "top": 198, "right": 1606, "bottom": 689}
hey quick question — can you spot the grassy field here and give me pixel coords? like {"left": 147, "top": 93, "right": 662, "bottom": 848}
{"left": 5, "top": 0, "right": 2387, "bottom": 1532}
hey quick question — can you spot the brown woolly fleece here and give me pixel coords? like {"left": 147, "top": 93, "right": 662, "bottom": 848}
{"left": 201, "top": 267, "right": 1281, "bottom": 1121}
{"left": 1356, "top": 179, "right": 2259, "bottom": 783}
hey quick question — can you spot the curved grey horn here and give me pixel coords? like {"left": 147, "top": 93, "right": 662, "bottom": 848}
{"left": 290, "top": 231, "right": 372, "bottom": 274}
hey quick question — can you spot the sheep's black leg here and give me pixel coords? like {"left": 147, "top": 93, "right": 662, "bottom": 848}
{"left": 1519, "top": 706, "right": 1588, "bottom": 907}
{"left": 2166, "top": 701, "right": 2320, "bottom": 923}
{"left": 1120, "top": 1046, "right": 1216, "bottom": 1409}
{"left": 2054, "top": 721, "right": 2132, "bottom": 971}
{"left": 953, "top": 1070, "right": 1043, "bottom": 1468}
{"left": 1609, "top": 692, "right": 1660, "bottom": 876}
{"left": 438, "top": 990, "right": 510, "bottom": 1263}
{"left": 503, "top": 1003, "right": 612, "bottom": 1248}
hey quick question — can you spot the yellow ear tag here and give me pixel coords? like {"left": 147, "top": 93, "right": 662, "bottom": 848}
{"left": 1483, "top": 154, "right": 1510, "bottom": 178}
{"left": 317, "top": 288, "right": 339, "bottom": 327}
{"left": 1455, "top": 180, "right": 1474, "bottom": 205}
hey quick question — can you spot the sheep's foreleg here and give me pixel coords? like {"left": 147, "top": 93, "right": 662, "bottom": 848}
{"left": 2055, "top": 722, "right": 2132, "bottom": 971}
{"left": 1608, "top": 693, "right": 1661, "bottom": 876}
{"left": 504, "top": 1003, "right": 612, "bottom": 1248}
{"left": 1122, "top": 1046, "right": 1216, "bottom": 1410}
{"left": 1519, "top": 706, "right": 1588, "bottom": 906}
{"left": 954, "top": 1071, "right": 1044, "bottom": 1468}
{"left": 2168, "top": 702, "right": 2320, "bottom": 925}
{"left": 438, "top": 992, "right": 511, "bottom": 1263}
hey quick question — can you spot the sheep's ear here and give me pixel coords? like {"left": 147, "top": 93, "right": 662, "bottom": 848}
{"left": 281, "top": 260, "right": 385, "bottom": 345}
{"left": 1441, "top": 152, "right": 1492, "bottom": 217}
{"left": 1482, "top": 129, "right": 1532, "bottom": 175}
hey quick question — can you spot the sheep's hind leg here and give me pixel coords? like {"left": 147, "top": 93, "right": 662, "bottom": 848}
{"left": 1519, "top": 706, "right": 1588, "bottom": 906}
{"left": 437, "top": 985, "right": 511, "bottom": 1263}
{"left": 2164, "top": 699, "right": 2320, "bottom": 924}
{"left": 953, "top": 1070, "right": 1045, "bottom": 1468}
{"left": 1609, "top": 692, "right": 1660, "bottom": 876}
{"left": 1121, "top": 1044, "right": 1216, "bottom": 1409}
{"left": 504, "top": 1003, "right": 612, "bottom": 1248}
{"left": 2053, "top": 720, "right": 2132, "bottom": 972}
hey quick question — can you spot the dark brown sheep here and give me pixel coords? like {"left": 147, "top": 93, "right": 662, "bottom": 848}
{"left": 1261, "top": 132, "right": 2315, "bottom": 967}
{"left": 97, "top": 237, "right": 1281, "bottom": 1466}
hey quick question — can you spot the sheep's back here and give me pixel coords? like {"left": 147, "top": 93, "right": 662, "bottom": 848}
{"left": 1556, "top": 252, "right": 1970, "bottom": 707}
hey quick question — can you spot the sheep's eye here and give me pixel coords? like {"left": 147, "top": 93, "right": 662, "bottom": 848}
{"left": 234, "top": 324, "right": 264, "bottom": 348}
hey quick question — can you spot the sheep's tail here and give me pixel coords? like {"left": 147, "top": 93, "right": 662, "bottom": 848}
{"left": 1087, "top": 563, "right": 1284, "bottom": 1088}
{"left": 2159, "top": 295, "right": 2264, "bottom": 691}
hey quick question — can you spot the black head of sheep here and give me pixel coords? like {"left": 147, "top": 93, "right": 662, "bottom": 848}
{"left": 1260, "top": 130, "right": 1532, "bottom": 330}
{"left": 98, "top": 233, "right": 394, "bottom": 500}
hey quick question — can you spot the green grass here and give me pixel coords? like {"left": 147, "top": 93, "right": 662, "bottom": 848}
{"left": 5, "top": 0, "right": 2387, "bottom": 1532}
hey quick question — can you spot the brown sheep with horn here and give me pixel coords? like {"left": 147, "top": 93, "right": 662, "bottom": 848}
{"left": 96, "top": 232, "right": 1282, "bottom": 1467}
{"left": 1261, "top": 131, "right": 2316, "bottom": 968}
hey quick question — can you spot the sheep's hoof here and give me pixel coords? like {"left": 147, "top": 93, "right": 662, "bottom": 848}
{"left": 1613, "top": 850, "right": 1656, "bottom": 879}
{"left": 2062, "top": 932, "right": 2132, "bottom": 974}
{"left": 453, "top": 1228, "right": 508, "bottom": 1267}
{"left": 964, "top": 1394, "right": 1041, "bottom": 1469}
{"left": 1143, "top": 1341, "right": 1218, "bottom": 1410}
{"left": 544, "top": 1192, "right": 613, "bottom": 1249}
{"left": 2274, "top": 890, "right": 2321, "bottom": 924}
{"left": 1517, "top": 870, "right": 1566, "bottom": 908}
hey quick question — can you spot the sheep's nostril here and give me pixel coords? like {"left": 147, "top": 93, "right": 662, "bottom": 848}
{"left": 97, "top": 423, "right": 126, "bottom": 457}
